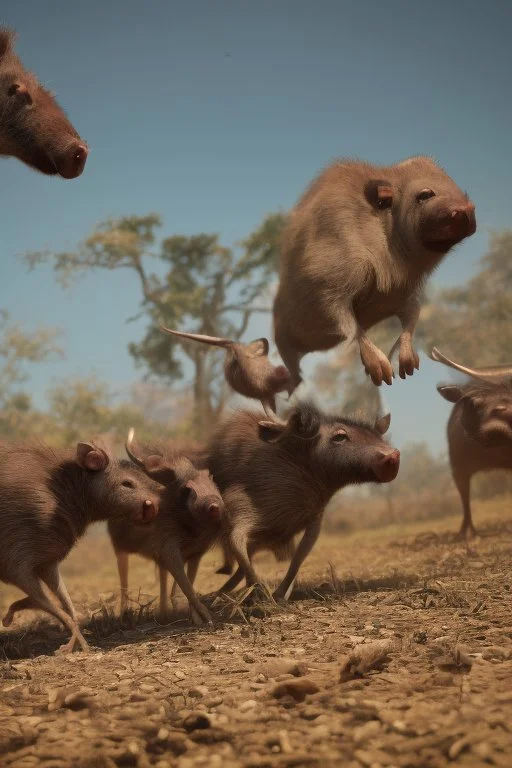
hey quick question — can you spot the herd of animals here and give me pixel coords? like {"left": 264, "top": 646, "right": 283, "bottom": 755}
{"left": 0, "top": 26, "right": 511, "bottom": 654}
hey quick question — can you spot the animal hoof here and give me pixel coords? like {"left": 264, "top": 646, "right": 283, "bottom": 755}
{"left": 215, "top": 565, "right": 233, "bottom": 575}
{"left": 399, "top": 347, "right": 420, "bottom": 379}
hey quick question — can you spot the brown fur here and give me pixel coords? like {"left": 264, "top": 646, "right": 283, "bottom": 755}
{"left": 434, "top": 351, "right": 512, "bottom": 539}
{"left": 112, "top": 436, "right": 224, "bottom": 625}
{"left": 204, "top": 401, "right": 400, "bottom": 599}
{"left": 0, "top": 27, "right": 87, "bottom": 177}
{"left": 274, "top": 156, "right": 476, "bottom": 390}
{"left": 161, "top": 328, "right": 291, "bottom": 413}
{"left": 0, "top": 440, "right": 162, "bottom": 653}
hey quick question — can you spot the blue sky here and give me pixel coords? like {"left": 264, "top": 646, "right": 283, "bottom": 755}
{"left": 1, "top": 0, "right": 510, "bottom": 453}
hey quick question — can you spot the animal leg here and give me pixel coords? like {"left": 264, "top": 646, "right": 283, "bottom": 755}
{"left": 41, "top": 564, "right": 78, "bottom": 620}
{"left": 159, "top": 548, "right": 212, "bottom": 626}
{"left": 273, "top": 337, "right": 303, "bottom": 396}
{"left": 216, "top": 541, "right": 235, "bottom": 575}
{"left": 338, "top": 304, "right": 394, "bottom": 387}
{"left": 358, "top": 332, "right": 394, "bottom": 386}
{"left": 273, "top": 518, "right": 322, "bottom": 601}
{"left": 8, "top": 570, "right": 89, "bottom": 653}
{"left": 159, "top": 567, "right": 169, "bottom": 620}
{"left": 170, "top": 555, "right": 201, "bottom": 611}
{"left": 389, "top": 297, "right": 421, "bottom": 379}
{"left": 217, "top": 565, "right": 245, "bottom": 594}
{"left": 228, "top": 524, "right": 260, "bottom": 587}
{"left": 116, "top": 551, "right": 129, "bottom": 614}
{"left": 454, "top": 471, "right": 476, "bottom": 539}
{"left": 2, "top": 597, "right": 39, "bottom": 627}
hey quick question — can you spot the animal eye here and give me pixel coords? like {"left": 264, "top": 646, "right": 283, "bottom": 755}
{"left": 331, "top": 431, "right": 348, "bottom": 443}
{"left": 122, "top": 480, "right": 136, "bottom": 489}
{"left": 416, "top": 189, "right": 435, "bottom": 202}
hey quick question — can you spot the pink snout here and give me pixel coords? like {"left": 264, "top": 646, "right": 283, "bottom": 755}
{"left": 373, "top": 449, "right": 400, "bottom": 483}
{"left": 203, "top": 498, "right": 224, "bottom": 521}
{"left": 138, "top": 499, "right": 159, "bottom": 523}
{"left": 491, "top": 404, "right": 512, "bottom": 425}
{"left": 55, "top": 142, "right": 88, "bottom": 179}
{"left": 442, "top": 203, "right": 476, "bottom": 241}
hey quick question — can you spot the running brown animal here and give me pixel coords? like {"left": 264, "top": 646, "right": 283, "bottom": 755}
{"left": 110, "top": 430, "right": 224, "bottom": 625}
{"left": 0, "top": 440, "right": 160, "bottom": 653}
{"left": 205, "top": 401, "right": 400, "bottom": 599}
{"left": 432, "top": 347, "right": 512, "bottom": 539}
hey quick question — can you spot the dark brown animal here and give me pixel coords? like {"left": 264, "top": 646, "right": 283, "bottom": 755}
{"left": 161, "top": 327, "right": 291, "bottom": 413}
{"left": 0, "top": 27, "right": 87, "bottom": 177}
{"left": 0, "top": 440, "right": 160, "bottom": 653}
{"left": 109, "top": 430, "right": 224, "bottom": 624}
{"left": 274, "top": 157, "right": 476, "bottom": 392}
{"left": 432, "top": 348, "right": 512, "bottom": 539}
{"left": 205, "top": 401, "right": 400, "bottom": 599}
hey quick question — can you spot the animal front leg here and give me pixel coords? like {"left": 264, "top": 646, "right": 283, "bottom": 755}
{"left": 454, "top": 471, "right": 476, "bottom": 540}
{"left": 273, "top": 518, "right": 322, "bottom": 601}
{"left": 159, "top": 567, "right": 169, "bottom": 620}
{"left": 228, "top": 524, "right": 260, "bottom": 588}
{"left": 115, "top": 551, "right": 130, "bottom": 614}
{"left": 389, "top": 297, "right": 421, "bottom": 379}
{"left": 159, "top": 548, "right": 212, "bottom": 626}
{"left": 339, "top": 304, "right": 393, "bottom": 386}
{"left": 217, "top": 565, "right": 245, "bottom": 594}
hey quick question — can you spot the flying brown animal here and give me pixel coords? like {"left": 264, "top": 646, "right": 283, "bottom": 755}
{"left": 274, "top": 156, "right": 476, "bottom": 392}
{"left": 161, "top": 327, "right": 291, "bottom": 414}
{"left": 0, "top": 27, "right": 88, "bottom": 178}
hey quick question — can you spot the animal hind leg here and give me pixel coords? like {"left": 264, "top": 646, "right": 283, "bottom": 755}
{"left": 9, "top": 570, "right": 89, "bottom": 653}
{"left": 2, "top": 596, "right": 39, "bottom": 627}
{"left": 273, "top": 518, "right": 322, "bottom": 600}
{"left": 454, "top": 471, "right": 476, "bottom": 539}
{"left": 41, "top": 564, "right": 78, "bottom": 621}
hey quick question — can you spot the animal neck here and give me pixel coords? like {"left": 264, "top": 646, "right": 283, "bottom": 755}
{"left": 51, "top": 462, "right": 103, "bottom": 534}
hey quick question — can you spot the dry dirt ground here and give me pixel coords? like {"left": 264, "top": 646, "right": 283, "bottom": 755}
{"left": 1, "top": 497, "right": 511, "bottom": 768}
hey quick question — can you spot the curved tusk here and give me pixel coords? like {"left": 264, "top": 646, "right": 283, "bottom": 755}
{"left": 161, "top": 327, "right": 232, "bottom": 348}
{"left": 125, "top": 427, "right": 145, "bottom": 468}
{"left": 430, "top": 347, "right": 512, "bottom": 383}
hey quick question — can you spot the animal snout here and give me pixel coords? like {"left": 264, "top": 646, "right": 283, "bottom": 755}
{"left": 55, "top": 142, "right": 88, "bottom": 179}
{"left": 140, "top": 498, "right": 158, "bottom": 523}
{"left": 204, "top": 497, "right": 224, "bottom": 521}
{"left": 445, "top": 202, "right": 476, "bottom": 240}
{"left": 491, "top": 404, "right": 512, "bottom": 424}
{"left": 373, "top": 449, "right": 400, "bottom": 482}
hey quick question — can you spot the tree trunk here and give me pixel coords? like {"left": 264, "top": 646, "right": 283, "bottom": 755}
{"left": 193, "top": 349, "right": 215, "bottom": 434}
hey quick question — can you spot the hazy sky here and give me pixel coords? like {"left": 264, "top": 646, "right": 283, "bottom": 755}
{"left": 1, "top": 0, "right": 510, "bottom": 453}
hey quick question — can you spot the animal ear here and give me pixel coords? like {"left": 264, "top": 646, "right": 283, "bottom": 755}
{"left": 460, "top": 397, "right": 482, "bottom": 435}
{"left": 437, "top": 384, "right": 464, "bottom": 403}
{"left": 258, "top": 420, "right": 286, "bottom": 443}
{"left": 289, "top": 407, "right": 320, "bottom": 438}
{"left": 185, "top": 481, "right": 198, "bottom": 502}
{"left": 0, "top": 28, "right": 14, "bottom": 60}
{"left": 142, "top": 454, "right": 178, "bottom": 485}
{"left": 246, "top": 338, "right": 270, "bottom": 357}
{"left": 374, "top": 413, "right": 391, "bottom": 435}
{"left": 364, "top": 179, "right": 394, "bottom": 211}
{"left": 76, "top": 443, "right": 110, "bottom": 472}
